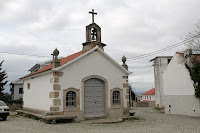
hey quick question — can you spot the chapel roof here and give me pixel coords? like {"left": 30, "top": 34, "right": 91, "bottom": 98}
{"left": 21, "top": 45, "right": 131, "bottom": 79}
{"left": 142, "top": 88, "right": 155, "bottom": 95}
{"left": 21, "top": 51, "right": 83, "bottom": 79}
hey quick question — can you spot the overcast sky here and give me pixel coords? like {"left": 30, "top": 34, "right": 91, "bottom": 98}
{"left": 0, "top": 0, "right": 200, "bottom": 93}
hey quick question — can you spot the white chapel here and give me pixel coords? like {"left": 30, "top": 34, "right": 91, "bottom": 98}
{"left": 20, "top": 9, "right": 132, "bottom": 121}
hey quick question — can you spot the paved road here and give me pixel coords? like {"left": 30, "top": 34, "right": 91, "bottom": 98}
{"left": 0, "top": 108, "right": 200, "bottom": 133}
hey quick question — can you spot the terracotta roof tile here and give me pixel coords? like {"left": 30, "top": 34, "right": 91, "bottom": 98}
{"left": 176, "top": 52, "right": 184, "bottom": 58}
{"left": 139, "top": 100, "right": 150, "bottom": 102}
{"left": 60, "top": 51, "right": 83, "bottom": 66}
{"left": 21, "top": 46, "right": 98, "bottom": 79}
{"left": 21, "top": 51, "right": 83, "bottom": 79}
{"left": 142, "top": 88, "right": 155, "bottom": 95}
{"left": 176, "top": 52, "right": 200, "bottom": 63}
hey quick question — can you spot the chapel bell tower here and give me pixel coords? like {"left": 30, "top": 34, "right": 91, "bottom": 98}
{"left": 82, "top": 9, "right": 106, "bottom": 52}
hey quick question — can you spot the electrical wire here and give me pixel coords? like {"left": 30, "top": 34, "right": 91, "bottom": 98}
{"left": 0, "top": 51, "right": 50, "bottom": 58}
{"left": 1, "top": 33, "right": 199, "bottom": 61}
{"left": 117, "top": 33, "right": 200, "bottom": 61}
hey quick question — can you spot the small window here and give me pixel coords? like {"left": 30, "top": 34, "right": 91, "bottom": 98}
{"left": 19, "top": 88, "right": 23, "bottom": 94}
{"left": 150, "top": 96, "right": 151, "bottom": 100}
{"left": 66, "top": 91, "right": 76, "bottom": 107}
{"left": 168, "top": 59, "right": 171, "bottom": 64}
{"left": 27, "top": 83, "right": 30, "bottom": 89}
{"left": 113, "top": 91, "right": 120, "bottom": 105}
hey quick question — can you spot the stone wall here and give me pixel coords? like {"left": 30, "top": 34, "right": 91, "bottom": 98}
{"left": 136, "top": 101, "right": 156, "bottom": 107}
{"left": 6, "top": 103, "right": 22, "bottom": 111}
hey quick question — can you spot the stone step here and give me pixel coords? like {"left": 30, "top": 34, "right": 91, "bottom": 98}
{"left": 16, "top": 110, "right": 77, "bottom": 124}
{"left": 81, "top": 118, "right": 123, "bottom": 124}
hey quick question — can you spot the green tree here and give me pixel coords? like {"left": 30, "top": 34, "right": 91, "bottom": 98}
{"left": 0, "top": 60, "right": 8, "bottom": 95}
{"left": 185, "top": 62, "right": 200, "bottom": 99}
{"left": 183, "top": 20, "right": 200, "bottom": 99}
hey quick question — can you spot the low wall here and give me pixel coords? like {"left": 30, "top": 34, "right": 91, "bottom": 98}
{"left": 6, "top": 103, "right": 22, "bottom": 111}
{"left": 136, "top": 101, "right": 156, "bottom": 107}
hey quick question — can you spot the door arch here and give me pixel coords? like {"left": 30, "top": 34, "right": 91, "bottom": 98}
{"left": 84, "top": 78, "right": 105, "bottom": 117}
{"left": 80, "top": 75, "right": 108, "bottom": 118}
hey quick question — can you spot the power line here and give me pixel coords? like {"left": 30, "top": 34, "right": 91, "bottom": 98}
{"left": 1, "top": 34, "right": 199, "bottom": 61}
{"left": 127, "top": 34, "right": 198, "bottom": 60}
{"left": 128, "top": 65, "right": 153, "bottom": 69}
{"left": 0, "top": 51, "right": 51, "bottom": 58}
{"left": 117, "top": 33, "right": 200, "bottom": 61}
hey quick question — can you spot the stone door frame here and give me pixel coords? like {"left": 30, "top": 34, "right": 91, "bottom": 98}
{"left": 81, "top": 75, "right": 108, "bottom": 119}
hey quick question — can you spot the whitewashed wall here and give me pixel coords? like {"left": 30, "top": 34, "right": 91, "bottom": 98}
{"left": 23, "top": 73, "right": 53, "bottom": 111}
{"left": 13, "top": 84, "right": 23, "bottom": 100}
{"left": 59, "top": 51, "right": 128, "bottom": 111}
{"left": 154, "top": 57, "right": 171, "bottom": 107}
{"left": 163, "top": 54, "right": 200, "bottom": 116}
{"left": 163, "top": 54, "right": 194, "bottom": 95}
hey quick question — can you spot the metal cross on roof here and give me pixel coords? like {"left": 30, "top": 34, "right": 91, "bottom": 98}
{"left": 89, "top": 9, "right": 97, "bottom": 23}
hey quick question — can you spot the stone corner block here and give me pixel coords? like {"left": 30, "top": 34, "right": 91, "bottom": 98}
{"left": 123, "top": 83, "right": 128, "bottom": 88}
{"left": 122, "top": 76, "right": 128, "bottom": 79}
{"left": 53, "top": 99, "right": 61, "bottom": 106}
{"left": 53, "top": 84, "right": 61, "bottom": 90}
{"left": 49, "top": 92, "right": 59, "bottom": 98}
{"left": 53, "top": 72, "right": 64, "bottom": 77}
{"left": 53, "top": 77, "right": 59, "bottom": 83}
{"left": 50, "top": 106, "right": 60, "bottom": 111}
{"left": 126, "top": 95, "right": 129, "bottom": 100}
{"left": 126, "top": 89, "right": 129, "bottom": 94}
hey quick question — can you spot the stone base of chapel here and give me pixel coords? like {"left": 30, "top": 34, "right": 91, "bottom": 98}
{"left": 18, "top": 107, "right": 130, "bottom": 122}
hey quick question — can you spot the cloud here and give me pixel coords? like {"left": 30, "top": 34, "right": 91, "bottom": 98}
{"left": 1, "top": 0, "right": 200, "bottom": 93}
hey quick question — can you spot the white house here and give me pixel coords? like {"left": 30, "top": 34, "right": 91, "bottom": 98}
{"left": 163, "top": 50, "right": 200, "bottom": 116}
{"left": 141, "top": 88, "right": 155, "bottom": 101}
{"left": 150, "top": 56, "right": 172, "bottom": 107}
{"left": 20, "top": 10, "right": 132, "bottom": 121}
{"left": 10, "top": 79, "right": 23, "bottom": 100}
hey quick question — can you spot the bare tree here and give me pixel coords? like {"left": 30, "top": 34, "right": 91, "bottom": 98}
{"left": 184, "top": 20, "right": 200, "bottom": 53}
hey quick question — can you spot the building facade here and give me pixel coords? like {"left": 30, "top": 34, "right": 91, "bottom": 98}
{"left": 10, "top": 79, "right": 23, "bottom": 100}
{"left": 163, "top": 51, "right": 200, "bottom": 116}
{"left": 141, "top": 88, "right": 155, "bottom": 101}
{"left": 150, "top": 56, "right": 172, "bottom": 107}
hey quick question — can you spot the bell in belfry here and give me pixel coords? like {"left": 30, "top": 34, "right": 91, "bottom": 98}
{"left": 91, "top": 28, "right": 97, "bottom": 41}
{"left": 82, "top": 9, "right": 106, "bottom": 52}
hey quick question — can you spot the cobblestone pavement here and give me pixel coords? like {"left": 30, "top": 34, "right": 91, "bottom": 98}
{"left": 1, "top": 107, "right": 200, "bottom": 133}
